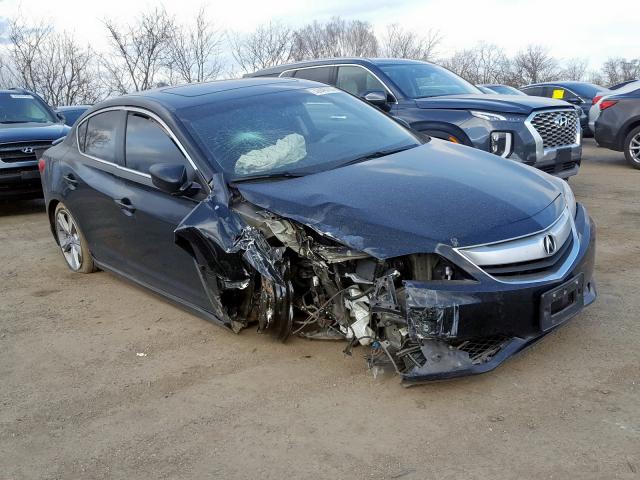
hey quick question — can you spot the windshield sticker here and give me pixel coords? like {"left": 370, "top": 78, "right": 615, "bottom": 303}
{"left": 307, "top": 86, "right": 339, "bottom": 96}
{"left": 9, "top": 94, "right": 35, "bottom": 99}
{"left": 552, "top": 89, "right": 565, "bottom": 99}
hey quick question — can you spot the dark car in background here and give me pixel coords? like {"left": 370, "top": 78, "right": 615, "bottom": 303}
{"left": 521, "top": 81, "right": 610, "bottom": 136}
{"left": 55, "top": 105, "right": 91, "bottom": 126}
{"left": 594, "top": 87, "right": 640, "bottom": 168}
{"left": 479, "top": 84, "right": 527, "bottom": 96}
{"left": 0, "top": 88, "right": 70, "bottom": 199}
{"left": 40, "top": 78, "right": 596, "bottom": 383}
{"left": 248, "top": 58, "right": 583, "bottom": 179}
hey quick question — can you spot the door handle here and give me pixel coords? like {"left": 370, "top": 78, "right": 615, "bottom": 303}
{"left": 63, "top": 173, "right": 78, "bottom": 188}
{"left": 114, "top": 198, "right": 136, "bottom": 214}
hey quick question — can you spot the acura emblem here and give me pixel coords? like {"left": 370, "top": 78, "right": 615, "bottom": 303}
{"left": 543, "top": 234, "right": 557, "bottom": 256}
{"left": 21, "top": 147, "right": 34, "bottom": 154}
{"left": 554, "top": 114, "right": 569, "bottom": 128}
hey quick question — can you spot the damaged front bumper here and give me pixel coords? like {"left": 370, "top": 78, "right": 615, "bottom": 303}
{"left": 398, "top": 205, "right": 596, "bottom": 384}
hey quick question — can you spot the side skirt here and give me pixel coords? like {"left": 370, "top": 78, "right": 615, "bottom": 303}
{"left": 93, "top": 259, "right": 231, "bottom": 330}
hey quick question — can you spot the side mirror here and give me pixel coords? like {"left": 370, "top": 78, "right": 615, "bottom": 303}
{"left": 149, "top": 163, "right": 188, "bottom": 194}
{"left": 56, "top": 112, "right": 66, "bottom": 124}
{"left": 361, "top": 90, "right": 388, "bottom": 108}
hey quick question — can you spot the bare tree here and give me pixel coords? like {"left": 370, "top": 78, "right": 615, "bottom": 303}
{"left": 561, "top": 58, "right": 588, "bottom": 81}
{"left": 167, "top": 7, "right": 223, "bottom": 84}
{"left": 291, "top": 17, "right": 378, "bottom": 61}
{"left": 229, "top": 22, "right": 293, "bottom": 73}
{"left": 599, "top": 57, "right": 640, "bottom": 86}
{"left": 442, "top": 43, "right": 513, "bottom": 85}
{"left": 103, "top": 8, "right": 174, "bottom": 93}
{"left": 3, "top": 17, "right": 100, "bottom": 105}
{"left": 380, "top": 24, "right": 441, "bottom": 61}
{"left": 512, "top": 45, "right": 558, "bottom": 84}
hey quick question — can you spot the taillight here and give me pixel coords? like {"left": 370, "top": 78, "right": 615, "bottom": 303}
{"left": 592, "top": 95, "right": 603, "bottom": 105}
{"left": 600, "top": 100, "right": 618, "bottom": 111}
{"left": 38, "top": 158, "right": 45, "bottom": 173}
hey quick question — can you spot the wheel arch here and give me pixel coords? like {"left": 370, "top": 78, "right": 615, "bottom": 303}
{"left": 619, "top": 116, "right": 640, "bottom": 148}
{"left": 47, "top": 199, "right": 61, "bottom": 244}
{"left": 410, "top": 120, "right": 473, "bottom": 146}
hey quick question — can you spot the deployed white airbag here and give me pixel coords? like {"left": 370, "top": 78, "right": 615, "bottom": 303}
{"left": 235, "top": 133, "right": 306, "bottom": 174}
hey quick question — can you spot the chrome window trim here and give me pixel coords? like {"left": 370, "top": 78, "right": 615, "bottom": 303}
{"left": 278, "top": 63, "right": 398, "bottom": 104}
{"left": 455, "top": 207, "right": 580, "bottom": 285}
{"left": 76, "top": 105, "right": 202, "bottom": 181}
{"left": 524, "top": 107, "right": 581, "bottom": 160}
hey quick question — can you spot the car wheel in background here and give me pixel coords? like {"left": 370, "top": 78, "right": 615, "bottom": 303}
{"left": 623, "top": 126, "right": 640, "bottom": 169}
{"left": 54, "top": 202, "right": 96, "bottom": 273}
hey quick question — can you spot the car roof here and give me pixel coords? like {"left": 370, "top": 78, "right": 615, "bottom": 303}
{"left": 525, "top": 81, "right": 591, "bottom": 87}
{"left": 248, "top": 57, "right": 429, "bottom": 76}
{"left": 55, "top": 105, "right": 92, "bottom": 110}
{"left": 94, "top": 77, "right": 325, "bottom": 111}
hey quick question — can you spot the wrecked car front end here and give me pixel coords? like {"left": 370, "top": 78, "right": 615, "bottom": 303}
{"left": 175, "top": 170, "right": 595, "bottom": 385}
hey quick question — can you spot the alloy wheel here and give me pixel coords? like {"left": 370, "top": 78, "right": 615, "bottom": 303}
{"left": 55, "top": 209, "right": 83, "bottom": 271}
{"left": 629, "top": 133, "right": 640, "bottom": 164}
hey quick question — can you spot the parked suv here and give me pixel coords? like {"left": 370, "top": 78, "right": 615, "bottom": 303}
{"left": 0, "top": 88, "right": 70, "bottom": 198}
{"left": 248, "top": 58, "right": 583, "bottom": 178}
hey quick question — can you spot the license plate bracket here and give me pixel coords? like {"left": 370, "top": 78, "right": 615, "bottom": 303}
{"left": 540, "top": 273, "right": 584, "bottom": 331}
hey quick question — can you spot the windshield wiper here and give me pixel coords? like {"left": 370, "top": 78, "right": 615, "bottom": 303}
{"left": 340, "top": 144, "right": 419, "bottom": 167}
{"left": 0, "top": 120, "right": 28, "bottom": 124}
{"left": 231, "top": 171, "right": 305, "bottom": 183}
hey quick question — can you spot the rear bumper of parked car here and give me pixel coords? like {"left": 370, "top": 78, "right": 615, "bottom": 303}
{"left": 0, "top": 164, "right": 43, "bottom": 198}
{"left": 594, "top": 120, "right": 622, "bottom": 151}
{"left": 401, "top": 203, "right": 596, "bottom": 384}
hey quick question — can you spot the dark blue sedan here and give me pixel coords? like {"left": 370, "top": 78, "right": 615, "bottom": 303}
{"left": 40, "top": 78, "right": 596, "bottom": 383}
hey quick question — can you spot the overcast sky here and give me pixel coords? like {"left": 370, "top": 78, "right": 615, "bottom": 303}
{"left": 1, "top": 0, "right": 637, "bottom": 69}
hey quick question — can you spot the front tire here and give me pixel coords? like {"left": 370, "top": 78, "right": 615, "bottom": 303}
{"left": 54, "top": 203, "right": 96, "bottom": 273}
{"left": 623, "top": 126, "right": 640, "bottom": 169}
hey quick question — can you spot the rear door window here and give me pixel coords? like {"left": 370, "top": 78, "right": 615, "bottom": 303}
{"left": 125, "top": 112, "right": 188, "bottom": 174}
{"left": 336, "top": 66, "right": 386, "bottom": 97}
{"left": 292, "top": 67, "right": 333, "bottom": 84}
{"left": 82, "top": 110, "right": 122, "bottom": 164}
{"left": 522, "top": 86, "right": 544, "bottom": 96}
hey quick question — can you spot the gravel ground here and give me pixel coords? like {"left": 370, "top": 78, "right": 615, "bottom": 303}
{"left": 1, "top": 139, "right": 638, "bottom": 479}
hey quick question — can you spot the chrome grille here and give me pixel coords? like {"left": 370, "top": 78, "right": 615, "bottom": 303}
{"left": 530, "top": 110, "right": 578, "bottom": 149}
{"left": 457, "top": 208, "right": 577, "bottom": 283}
{"left": 0, "top": 141, "right": 52, "bottom": 164}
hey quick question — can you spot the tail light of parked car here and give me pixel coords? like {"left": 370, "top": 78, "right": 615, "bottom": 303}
{"left": 592, "top": 95, "right": 603, "bottom": 105}
{"left": 599, "top": 100, "right": 618, "bottom": 111}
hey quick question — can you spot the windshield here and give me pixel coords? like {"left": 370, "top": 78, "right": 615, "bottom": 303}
{"left": 487, "top": 85, "right": 526, "bottom": 96}
{"left": 177, "top": 87, "right": 421, "bottom": 180}
{"left": 0, "top": 92, "right": 58, "bottom": 124}
{"left": 379, "top": 63, "right": 482, "bottom": 98}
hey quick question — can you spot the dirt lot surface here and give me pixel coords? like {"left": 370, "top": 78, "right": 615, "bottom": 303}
{"left": 1, "top": 139, "right": 638, "bottom": 479}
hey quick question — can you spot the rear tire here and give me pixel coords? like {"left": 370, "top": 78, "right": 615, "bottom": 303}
{"left": 54, "top": 202, "right": 96, "bottom": 273}
{"left": 623, "top": 126, "right": 640, "bottom": 169}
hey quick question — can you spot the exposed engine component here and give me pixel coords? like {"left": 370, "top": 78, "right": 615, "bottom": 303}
{"left": 188, "top": 200, "right": 510, "bottom": 384}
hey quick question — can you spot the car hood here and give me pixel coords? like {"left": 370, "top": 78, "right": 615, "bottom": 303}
{"left": 0, "top": 122, "right": 70, "bottom": 143}
{"left": 414, "top": 94, "right": 572, "bottom": 114}
{"left": 235, "top": 140, "right": 564, "bottom": 259}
